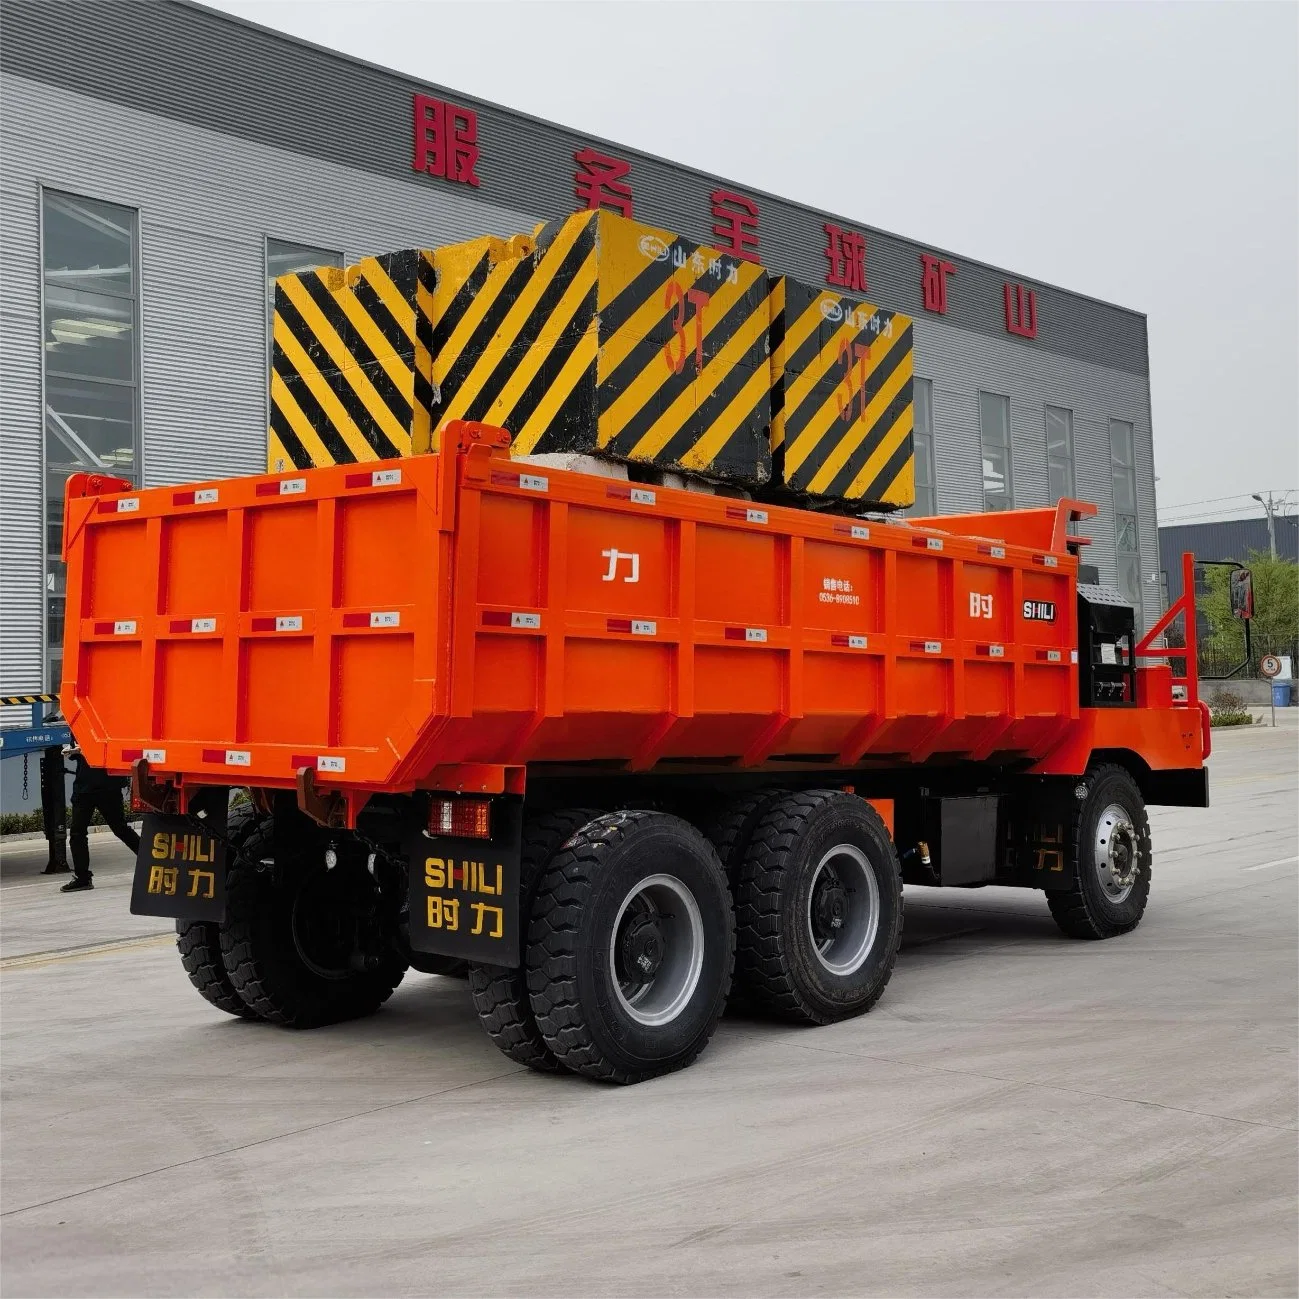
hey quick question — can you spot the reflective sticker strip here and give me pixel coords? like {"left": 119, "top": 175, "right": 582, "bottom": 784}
{"left": 912, "top": 535, "right": 943, "bottom": 551}
{"left": 726, "top": 506, "right": 769, "bottom": 525}
{"left": 608, "top": 618, "right": 658, "bottom": 635}
{"left": 512, "top": 612, "right": 541, "bottom": 629}
{"left": 371, "top": 611, "right": 400, "bottom": 628}
{"left": 978, "top": 544, "right": 1007, "bottom": 559}
{"left": 1034, "top": 554, "right": 1059, "bottom": 567}
{"left": 484, "top": 610, "right": 543, "bottom": 629}
{"left": 317, "top": 755, "right": 346, "bottom": 773}
{"left": 113, "top": 620, "right": 137, "bottom": 635}
{"left": 1037, "top": 649, "right": 1063, "bottom": 662}
{"left": 203, "top": 748, "right": 251, "bottom": 765}
{"left": 195, "top": 488, "right": 219, "bottom": 504}
{"left": 117, "top": 497, "right": 140, "bottom": 513}
{"left": 518, "top": 474, "right": 548, "bottom": 492}
{"left": 143, "top": 748, "right": 167, "bottom": 763}
{"left": 725, "top": 626, "right": 768, "bottom": 642}
{"left": 772, "top": 279, "right": 914, "bottom": 505}
{"left": 831, "top": 633, "right": 868, "bottom": 649}
{"left": 852, "top": 525, "right": 870, "bottom": 540}
{"left": 910, "top": 640, "right": 942, "bottom": 654}
{"left": 256, "top": 478, "right": 307, "bottom": 496}
{"left": 278, "top": 615, "right": 303, "bottom": 632}
{"left": 605, "top": 484, "right": 658, "bottom": 505}
{"left": 985, "top": 644, "right": 1006, "bottom": 658}
{"left": 1071, "top": 649, "right": 1079, "bottom": 664}
{"left": 630, "top": 487, "right": 656, "bottom": 506}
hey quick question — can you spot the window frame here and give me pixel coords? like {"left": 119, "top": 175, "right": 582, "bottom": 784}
{"left": 978, "top": 389, "right": 1013, "bottom": 512}
{"left": 38, "top": 185, "right": 143, "bottom": 692}
{"left": 1107, "top": 416, "right": 1142, "bottom": 616}
{"left": 909, "top": 375, "right": 937, "bottom": 516}
{"left": 1044, "top": 403, "right": 1075, "bottom": 501}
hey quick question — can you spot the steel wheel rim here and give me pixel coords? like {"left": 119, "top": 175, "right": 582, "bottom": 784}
{"left": 1095, "top": 802, "right": 1138, "bottom": 903}
{"left": 807, "top": 844, "right": 880, "bottom": 975}
{"left": 609, "top": 874, "right": 704, "bottom": 1027}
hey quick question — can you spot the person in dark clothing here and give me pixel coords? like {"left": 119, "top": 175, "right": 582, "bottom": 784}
{"left": 61, "top": 749, "right": 140, "bottom": 892}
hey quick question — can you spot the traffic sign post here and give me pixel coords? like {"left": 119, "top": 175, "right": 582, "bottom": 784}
{"left": 1260, "top": 655, "right": 1282, "bottom": 728}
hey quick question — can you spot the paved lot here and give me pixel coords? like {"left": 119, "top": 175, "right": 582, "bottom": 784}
{"left": 2, "top": 719, "right": 1296, "bottom": 1297}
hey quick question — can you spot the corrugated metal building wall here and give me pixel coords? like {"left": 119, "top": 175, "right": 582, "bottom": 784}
{"left": 0, "top": 0, "right": 1159, "bottom": 714}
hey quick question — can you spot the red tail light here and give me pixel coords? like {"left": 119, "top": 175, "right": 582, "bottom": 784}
{"left": 429, "top": 797, "right": 491, "bottom": 839}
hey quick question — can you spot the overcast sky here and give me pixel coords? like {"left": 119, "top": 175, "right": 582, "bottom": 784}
{"left": 210, "top": 0, "right": 1297, "bottom": 525}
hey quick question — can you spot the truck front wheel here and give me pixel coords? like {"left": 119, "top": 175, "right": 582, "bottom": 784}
{"left": 734, "top": 790, "right": 903, "bottom": 1025}
{"left": 1046, "top": 764, "right": 1151, "bottom": 939}
{"left": 220, "top": 819, "right": 407, "bottom": 1027}
{"left": 526, "top": 811, "right": 733, "bottom": 1084}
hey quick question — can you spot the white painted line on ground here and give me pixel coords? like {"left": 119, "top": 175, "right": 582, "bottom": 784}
{"left": 1243, "top": 855, "right": 1299, "bottom": 872}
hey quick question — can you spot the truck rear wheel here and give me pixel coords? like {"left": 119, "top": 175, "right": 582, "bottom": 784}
{"left": 468, "top": 807, "right": 602, "bottom": 1072}
{"left": 220, "top": 818, "right": 406, "bottom": 1027}
{"left": 734, "top": 790, "right": 903, "bottom": 1025}
{"left": 526, "top": 811, "right": 733, "bottom": 1084}
{"left": 1046, "top": 764, "right": 1151, "bottom": 939}
{"left": 700, "top": 788, "right": 788, "bottom": 881}
{"left": 176, "top": 802, "right": 262, "bottom": 1019}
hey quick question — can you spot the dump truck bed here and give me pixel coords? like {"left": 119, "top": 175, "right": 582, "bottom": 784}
{"left": 60, "top": 424, "right": 1198, "bottom": 798}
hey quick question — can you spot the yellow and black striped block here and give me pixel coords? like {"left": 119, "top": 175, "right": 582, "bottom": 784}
{"left": 771, "top": 280, "right": 914, "bottom": 506}
{"left": 422, "top": 210, "right": 772, "bottom": 484}
{"left": 270, "top": 250, "right": 432, "bottom": 471}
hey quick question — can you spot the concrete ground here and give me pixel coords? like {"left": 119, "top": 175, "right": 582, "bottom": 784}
{"left": 1, "top": 720, "right": 1295, "bottom": 1298}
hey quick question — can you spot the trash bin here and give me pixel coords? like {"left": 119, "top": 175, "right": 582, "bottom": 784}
{"left": 1271, "top": 680, "right": 1292, "bottom": 708}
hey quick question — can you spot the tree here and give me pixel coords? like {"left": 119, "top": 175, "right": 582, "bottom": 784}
{"left": 1199, "top": 550, "right": 1299, "bottom": 667}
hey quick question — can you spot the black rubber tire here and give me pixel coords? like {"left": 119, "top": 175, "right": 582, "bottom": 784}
{"left": 699, "top": 788, "right": 789, "bottom": 881}
{"left": 526, "top": 811, "right": 734, "bottom": 1084}
{"left": 468, "top": 808, "right": 602, "bottom": 1072}
{"left": 220, "top": 817, "right": 406, "bottom": 1027}
{"left": 734, "top": 790, "right": 903, "bottom": 1025}
{"left": 1046, "top": 764, "right": 1152, "bottom": 939}
{"left": 175, "top": 803, "right": 262, "bottom": 1019}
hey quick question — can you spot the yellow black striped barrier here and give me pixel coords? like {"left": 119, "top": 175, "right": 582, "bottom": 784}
{"left": 0, "top": 694, "right": 57, "bottom": 706}
{"left": 266, "top": 211, "right": 912, "bottom": 507}
{"left": 771, "top": 280, "right": 914, "bottom": 506}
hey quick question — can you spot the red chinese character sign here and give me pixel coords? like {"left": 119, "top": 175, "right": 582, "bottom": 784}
{"left": 920, "top": 253, "right": 955, "bottom": 314}
{"left": 574, "top": 148, "right": 634, "bottom": 217}
{"left": 412, "top": 93, "right": 480, "bottom": 187}
{"left": 710, "top": 190, "right": 760, "bottom": 262}
{"left": 824, "top": 223, "right": 867, "bottom": 293}
{"left": 1004, "top": 282, "right": 1037, "bottom": 339}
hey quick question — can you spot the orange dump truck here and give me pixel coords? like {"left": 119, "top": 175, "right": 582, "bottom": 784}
{"left": 60, "top": 422, "right": 1208, "bottom": 1083}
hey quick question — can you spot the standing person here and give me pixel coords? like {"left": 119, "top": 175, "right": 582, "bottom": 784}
{"left": 60, "top": 747, "right": 140, "bottom": 893}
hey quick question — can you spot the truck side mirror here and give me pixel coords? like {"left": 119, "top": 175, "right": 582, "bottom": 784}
{"left": 1230, "top": 568, "right": 1254, "bottom": 620}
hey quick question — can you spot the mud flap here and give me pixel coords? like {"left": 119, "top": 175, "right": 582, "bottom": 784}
{"left": 405, "top": 800, "right": 523, "bottom": 967}
{"left": 129, "top": 802, "right": 228, "bottom": 922}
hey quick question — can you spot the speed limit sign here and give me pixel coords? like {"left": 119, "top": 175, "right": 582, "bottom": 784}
{"left": 1260, "top": 654, "right": 1283, "bottom": 679}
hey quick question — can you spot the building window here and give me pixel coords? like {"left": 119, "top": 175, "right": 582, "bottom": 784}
{"left": 909, "top": 376, "right": 937, "bottom": 515}
{"left": 265, "top": 238, "right": 343, "bottom": 360}
{"left": 1109, "top": 418, "right": 1142, "bottom": 613}
{"left": 978, "top": 390, "right": 1012, "bottom": 511}
{"left": 41, "top": 189, "right": 141, "bottom": 691}
{"left": 1045, "top": 404, "right": 1075, "bottom": 500}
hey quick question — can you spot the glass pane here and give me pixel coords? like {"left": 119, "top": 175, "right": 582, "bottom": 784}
{"left": 1117, "top": 552, "right": 1142, "bottom": 606}
{"left": 1116, "top": 512, "right": 1138, "bottom": 553}
{"left": 45, "top": 376, "right": 137, "bottom": 477}
{"left": 913, "top": 377, "right": 933, "bottom": 437}
{"left": 983, "top": 441, "right": 1011, "bottom": 511}
{"left": 1045, "top": 405, "right": 1072, "bottom": 458}
{"left": 1109, "top": 419, "right": 1134, "bottom": 467}
{"left": 1112, "top": 464, "right": 1136, "bottom": 514}
{"left": 42, "top": 189, "right": 135, "bottom": 296}
{"left": 1048, "top": 458, "right": 1073, "bottom": 501}
{"left": 979, "top": 391, "right": 1009, "bottom": 449}
{"left": 44, "top": 285, "right": 135, "bottom": 383}
{"left": 267, "top": 238, "right": 343, "bottom": 302}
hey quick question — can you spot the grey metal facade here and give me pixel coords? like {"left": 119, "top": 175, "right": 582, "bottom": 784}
{"left": 0, "top": 0, "right": 1159, "bottom": 709}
